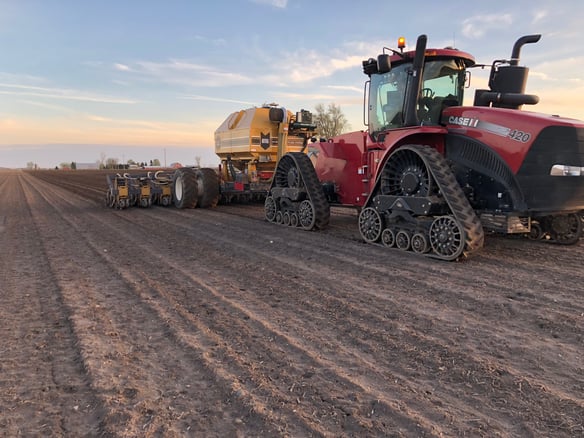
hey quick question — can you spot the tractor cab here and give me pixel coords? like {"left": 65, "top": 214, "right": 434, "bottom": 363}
{"left": 363, "top": 36, "right": 475, "bottom": 140}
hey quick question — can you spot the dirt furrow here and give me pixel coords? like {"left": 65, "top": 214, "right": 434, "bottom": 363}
{"left": 39, "top": 176, "right": 432, "bottom": 435}
{"left": 19, "top": 172, "right": 283, "bottom": 437}
{"left": 0, "top": 172, "right": 105, "bottom": 436}
{"left": 10, "top": 169, "right": 584, "bottom": 437}
{"left": 87, "top": 199, "right": 584, "bottom": 435}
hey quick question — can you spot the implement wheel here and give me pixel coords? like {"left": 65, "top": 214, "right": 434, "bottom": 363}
{"left": 173, "top": 168, "right": 198, "bottom": 209}
{"left": 196, "top": 168, "right": 220, "bottom": 208}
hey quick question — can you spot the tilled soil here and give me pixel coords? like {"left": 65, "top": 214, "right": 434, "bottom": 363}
{"left": 1, "top": 169, "right": 583, "bottom": 437}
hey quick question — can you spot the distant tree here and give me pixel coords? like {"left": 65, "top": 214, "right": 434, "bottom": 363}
{"left": 59, "top": 162, "right": 71, "bottom": 170}
{"left": 26, "top": 161, "right": 35, "bottom": 170}
{"left": 105, "top": 157, "right": 119, "bottom": 169}
{"left": 152, "top": 158, "right": 161, "bottom": 166}
{"left": 194, "top": 156, "right": 202, "bottom": 168}
{"left": 313, "top": 103, "right": 350, "bottom": 139}
{"left": 71, "top": 161, "right": 77, "bottom": 170}
{"left": 127, "top": 159, "right": 136, "bottom": 166}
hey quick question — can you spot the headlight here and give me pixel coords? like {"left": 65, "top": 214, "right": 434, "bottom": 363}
{"left": 550, "top": 164, "right": 584, "bottom": 176}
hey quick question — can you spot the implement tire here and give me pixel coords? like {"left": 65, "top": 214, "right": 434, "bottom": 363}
{"left": 173, "top": 168, "right": 198, "bottom": 209}
{"left": 196, "top": 168, "right": 220, "bottom": 208}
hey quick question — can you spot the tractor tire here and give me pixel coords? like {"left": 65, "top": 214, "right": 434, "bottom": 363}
{"left": 196, "top": 168, "right": 220, "bottom": 208}
{"left": 172, "top": 168, "right": 198, "bottom": 209}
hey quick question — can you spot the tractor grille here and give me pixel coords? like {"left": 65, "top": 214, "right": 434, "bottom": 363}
{"left": 517, "top": 126, "right": 584, "bottom": 212}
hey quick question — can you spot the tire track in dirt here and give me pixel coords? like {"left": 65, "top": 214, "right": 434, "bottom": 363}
{"left": 61, "top": 201, "right": 580, "bottom": 434}
{"left": 31, "top": 174, "right": 430, "bottom": 435}
{"left": 0, "top": 172, "right": 105, "bottom": 436}
{"left": 121, "top": 207, "right": 581, "bottom": 436}
{"left": 19, "top": 172, "right": 284, "bottom": 437}
{"left": 24, "top": 171, "right": 584, "bottom": 436}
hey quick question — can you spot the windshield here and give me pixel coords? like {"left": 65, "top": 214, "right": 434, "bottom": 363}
{"left": 368, "top": 59, "right": 466, "bottom": 136}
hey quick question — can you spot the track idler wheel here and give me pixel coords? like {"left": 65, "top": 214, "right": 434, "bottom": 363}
{"left": 359, "top": 207, "right": 383, "bottom": 243}
{"left": 298, "top": 200, "right": 316, "bottom": 230}
{"left": 544, "top": 213, "right": 582, "bottom": 245}
{"left": 429, "top": 215, "right": 464, "bottom": 260}
{"left": 264, "top": 196, "right": 277, "bottom": 222}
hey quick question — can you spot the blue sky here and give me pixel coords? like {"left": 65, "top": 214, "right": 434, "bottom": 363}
{"left": 1, "top": 0, "right": 583, "bottom": 168}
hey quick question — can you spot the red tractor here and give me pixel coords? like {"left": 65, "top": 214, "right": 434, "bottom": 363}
{"left": 265, "top": 34, "right": 584, "bottom": 260}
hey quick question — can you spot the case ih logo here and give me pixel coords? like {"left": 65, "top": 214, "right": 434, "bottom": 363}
{"left": 448, "top": 116, "right": 479, "bottom": 127}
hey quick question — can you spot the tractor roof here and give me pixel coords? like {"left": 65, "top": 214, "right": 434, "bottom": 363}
{"left": 390, "top": 47, "right": 475, "bottom": 68}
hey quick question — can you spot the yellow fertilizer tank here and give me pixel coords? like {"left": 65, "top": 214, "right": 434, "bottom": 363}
{"left": 214, "top": 104, "right": 317, "bottom": 189}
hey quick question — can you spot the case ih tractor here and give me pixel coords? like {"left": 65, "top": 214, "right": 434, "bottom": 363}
{"left": 265, "top": 34, "right": 584, "bottom": 260}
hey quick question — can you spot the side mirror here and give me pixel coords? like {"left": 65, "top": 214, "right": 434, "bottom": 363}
{"left": 377, "top": 54, "right": 391, "bottom": 74}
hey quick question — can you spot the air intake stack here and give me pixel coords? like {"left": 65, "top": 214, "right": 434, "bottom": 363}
{"left": 474, "top": 34, "right": 541, "bottom": 109}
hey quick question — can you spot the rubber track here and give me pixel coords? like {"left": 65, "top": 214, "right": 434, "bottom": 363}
{"left": 284, "top": 152, "right": 330, "bottom": 230}
{"left": 414, "top": 145, "right": 485, "bottom": 258}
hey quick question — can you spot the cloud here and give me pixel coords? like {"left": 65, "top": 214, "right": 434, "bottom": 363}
{"left": 0, "top": 71, "right": 47, "bottom": 84}
{"left": 85, "top": 114, "right": 186, "bottom": 131}
{"left": 462, "top": 13, "right": 513, "bottom": 39}
{"left": 251, "top": 0, "right": 287, "bottom": 8}
{"left": 190, "top": 35, "right": 227, "bottom": 47}
{"left": 19, "top": 99, "right": 73, "bottom": 113}
{"left": 0, "top": 83, "right": 137, "bottom": 104}
{"left": 532, "top": 10, "right": 547, "bottom": 24}
{"left": 110, "top": 37, "right": 380, "bottom": 91}
{"left": 268, "top": 45, "right": 368, "bottom": 84}
{"left": 114, "top": 63, "right": 131, "bottom": 72}
{"left": 179, "top": 95, "right": 256, "bottom": 106}
{"left": 114, "top": 59, "right": 254, "bottom": 87}
{"left": 326, "top": 85, "right": 363, "bottom": 94}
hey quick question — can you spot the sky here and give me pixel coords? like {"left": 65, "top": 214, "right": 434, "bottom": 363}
{"left": 1, "top": 0, "right": 583, "bottom": 168}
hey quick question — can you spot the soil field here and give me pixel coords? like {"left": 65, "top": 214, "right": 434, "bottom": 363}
{"left": 1, "top": 169, "right": 583, "bottom": 437}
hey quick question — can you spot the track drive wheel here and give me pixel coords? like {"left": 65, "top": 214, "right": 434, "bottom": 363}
{"left": 173, "top": 168, "right": 198, "bottom": 208}
{"left": 196, "top": 168, "right": 220, "bottom": 208}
